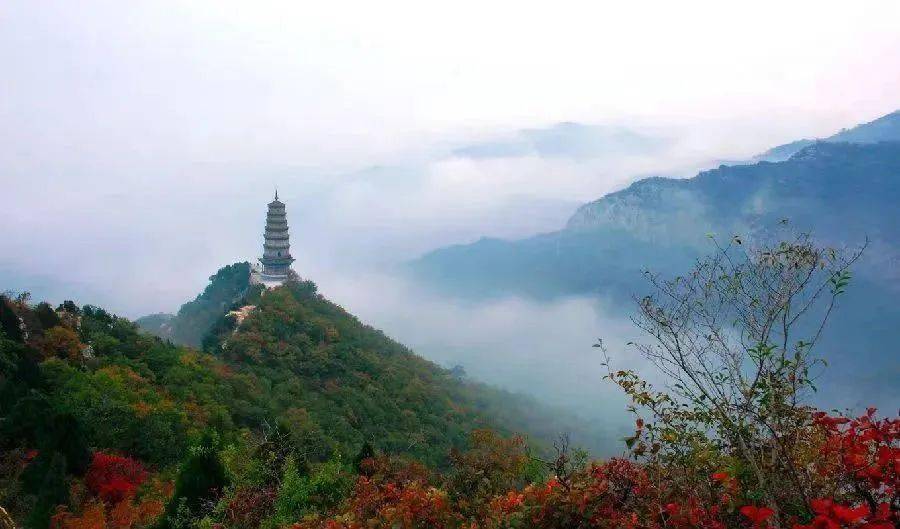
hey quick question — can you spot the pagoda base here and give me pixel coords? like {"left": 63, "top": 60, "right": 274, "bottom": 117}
{"left": 250, "top": 265, "right": 294, "bottom": 288}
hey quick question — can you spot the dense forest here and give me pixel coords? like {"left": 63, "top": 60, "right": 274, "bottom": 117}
{"left": 2, "top": 237, "right": 897, "bottom": 529}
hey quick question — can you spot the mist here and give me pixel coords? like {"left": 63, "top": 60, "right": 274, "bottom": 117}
{"left": 0, "top": 120, "right": 736, "bottom": 315}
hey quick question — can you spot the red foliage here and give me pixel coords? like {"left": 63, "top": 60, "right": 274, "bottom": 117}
{"left": 800, "top": 409, "right": 899, "bottom": 529}
{"left": 84, "top": 452, "right": 148, "bottom": 504}
{"left": 295, "top": 410, "right": 899, "bottom": 529}
{"left": 476, "top": 457, "right": 733, "bottom": 529}
{"left": 295, "top": 456, "right": 454, "bottom": 529}
{"left": 51, "top": 497, "right": 164, "bottom": 529}
{"left": 813, "top": 408, "right": 899, "bottom": 494}
{"left": 793, "top": 499, "right": 883, "bottom": 529}
{"left": 51, "top": 502, "right": 106, "bottom": 529}
{"left": 740, "top": 505, "right": 775, "bottom": 526}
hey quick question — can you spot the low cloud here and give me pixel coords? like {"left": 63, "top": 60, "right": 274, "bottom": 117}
{"left": 452, "top": 123, "right": 669, "bottom": 160}
{"left": 314, "top": 270, "right": 655, "bottom": 450}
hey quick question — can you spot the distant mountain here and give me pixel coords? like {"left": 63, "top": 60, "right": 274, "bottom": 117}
{"left": 452, "top": 122, "right": 668, "bottom": 160}
{"left": 414, "top": 141, "right": 899, "bottom": 294}
{"left": 133, "top": 312, "right": 172, "bottom": 335}
{"left": 754, "top": 110, "right": 900, "bottom": 161}
{"left": 408, "top": 139, "right": 900, "bottom": 409}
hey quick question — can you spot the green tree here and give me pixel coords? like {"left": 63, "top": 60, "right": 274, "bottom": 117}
{"left": 608, "top": 233, "right": 864, "bottom": 526}
{"left": 159, "top": 433, "right": 229, "bottom": 529}
{"left": 353, "top": 441, "right": 375, "bottom": 472}
{"left": 23, "top": 453, "right": 67, "bottom": 529}
{"left": 0, "top": 296, "right": 22, "bottom": 342}
{"left": 271, "top": 454, "right": 352, "bottom": 524}
{"left": 33, "top": 303, "right": 60, "bottom": 331}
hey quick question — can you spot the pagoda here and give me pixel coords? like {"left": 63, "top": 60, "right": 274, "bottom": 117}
{"left": 258, "top": 191, "right": 295, "bottom": 282}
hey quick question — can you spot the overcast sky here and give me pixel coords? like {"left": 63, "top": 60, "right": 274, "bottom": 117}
{"left": 3, "top": 1, "right": 899, "bottom": 168}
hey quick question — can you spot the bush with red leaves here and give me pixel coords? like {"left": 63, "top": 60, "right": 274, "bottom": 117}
{"left": 84, "top": 452, "right": 148, "bottom": 504}
{"left": 798, "top": 409, "right": 900, "bottom": 529}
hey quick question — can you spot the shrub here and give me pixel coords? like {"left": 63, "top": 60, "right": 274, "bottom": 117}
{"left": 85, "top": 452, "right": 148, "bottom": 504}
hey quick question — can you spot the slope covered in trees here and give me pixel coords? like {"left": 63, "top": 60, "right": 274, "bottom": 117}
{"left": 0, "top": 274, "right": 609, "bottom": 529}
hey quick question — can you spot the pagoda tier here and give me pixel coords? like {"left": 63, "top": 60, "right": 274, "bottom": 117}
{"left": 259, "top": 192, "right": 295, "bottom": 278}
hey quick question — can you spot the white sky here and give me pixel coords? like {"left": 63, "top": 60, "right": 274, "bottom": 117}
{"left": 2, "top": 0, "right": 899, "bottom": 170}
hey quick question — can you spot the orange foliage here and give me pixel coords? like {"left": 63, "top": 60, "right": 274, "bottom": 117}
{"left": 52, "top": 497, "right": 164, "bottom": 529}
{"left": 34, "top": 326, "right": 84, "bottom": 361}
{"left": 52, "top": 502, "right": 106, "bottom": 529}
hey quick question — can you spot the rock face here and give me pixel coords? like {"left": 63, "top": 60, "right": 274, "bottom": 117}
{"left": 565, "top": 176, "right": 708, "bottom": 242}
{"left": 225, "top": 304, "right": 256, "bottom": 327}
{"left": 565, "top": 141, "right": 900, "bottom": 252}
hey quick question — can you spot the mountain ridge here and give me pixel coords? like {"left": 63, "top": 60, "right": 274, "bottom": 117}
{"left": 407, "top": 130, "right": 900, "bottom": 410}
{"left": 753, "top": 109, "right": 900, "bottom": 162}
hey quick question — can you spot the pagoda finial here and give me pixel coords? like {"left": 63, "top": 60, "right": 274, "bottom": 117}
{"left": 275, "top": 187, "right": 279, "bottom": 201}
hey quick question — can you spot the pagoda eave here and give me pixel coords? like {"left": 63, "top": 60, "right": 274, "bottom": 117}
{"left": 260, "top": 257, "right": 295, "bottom": 266}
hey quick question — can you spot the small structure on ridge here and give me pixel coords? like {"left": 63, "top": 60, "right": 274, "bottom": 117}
{"left": 251, "top": 190, "right": 296, "bottom": 287}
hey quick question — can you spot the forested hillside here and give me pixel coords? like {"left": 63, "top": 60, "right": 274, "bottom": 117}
{"left": 0, "top": 275, "right": 609, "bottom": 529}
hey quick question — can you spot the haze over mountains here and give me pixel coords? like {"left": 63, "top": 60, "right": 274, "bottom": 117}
{"left": 408, "top": 111, "right": 900, "bottom": 409}
{"left": 754, "top": 110, "right": 900, "bottom": 162}
{"left": 118, "top": 110, "right": 900, "bottom": 426}
{"left": 4, "top": 110, "right": 898, "bottom": 449}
